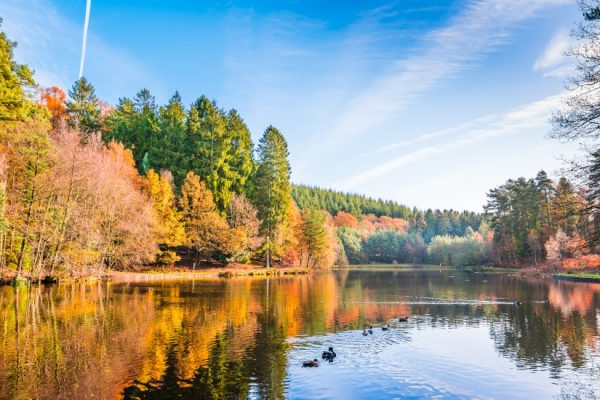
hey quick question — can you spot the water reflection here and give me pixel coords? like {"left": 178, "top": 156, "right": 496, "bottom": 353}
{"left": 0, "top": 270, "right": 598, "bottom": 399}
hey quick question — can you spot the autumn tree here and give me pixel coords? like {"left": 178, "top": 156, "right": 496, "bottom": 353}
{"left": 544, "top": 229, "right": 586, "bottom": 266}
{"left": 0, "top": 115, "right": 53, "bottom": 277}
{"left": 333, "top": 211, "right": 358, "bottom": 228}
{"left": 273, "top": 198, "right": 303, "bottom": 267}
{"left": 179, "top": 171, "right": 229, "bottom": 261}
{"left": 144, "top": 169, "right": 186, "bottom": 264}
{"left": 65, "top": 139, "right": 158, "bottom": 271}
{"left": 40, "top": 86, "right": 67, "bottom": 127}
{"left": 252, "top": 126, "right": 291, "bottom": 267}
{"left": 226, "top": 194, "right": 262, "bottom": 263}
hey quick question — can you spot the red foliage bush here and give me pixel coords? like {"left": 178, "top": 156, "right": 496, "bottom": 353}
{"left": 562, "top": 254, "right": 600, "bottom": 271}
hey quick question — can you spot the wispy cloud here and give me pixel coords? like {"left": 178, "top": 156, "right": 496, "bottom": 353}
{"left": 298, "top": 0, "right": 571, "bottom": 166}
{"left": 384, "top": 157, "right": 511, "bottom": 198}
{"left": 359, "top": 116, "right": 497, "bottom": 158}
{"left": 334, "top": 93, "right": 566, "bottom": 190}
{"left": 533, "top": 27, "right": 575, "bottom": 77}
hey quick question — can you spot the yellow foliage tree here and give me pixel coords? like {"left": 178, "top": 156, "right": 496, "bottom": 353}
{"left": 145, "top": 169, "right": 186, "bottom": 246}
{"left": 179, "top": 171, "right": 229, "bottom": 261}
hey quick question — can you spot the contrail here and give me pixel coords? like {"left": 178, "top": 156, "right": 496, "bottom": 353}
{"left": 79, "top": 0, "right": 91, "bottom": 78}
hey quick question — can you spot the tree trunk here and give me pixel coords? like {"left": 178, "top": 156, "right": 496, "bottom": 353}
{"left": 17, "top": 151, "right": 41, "bottom": 277}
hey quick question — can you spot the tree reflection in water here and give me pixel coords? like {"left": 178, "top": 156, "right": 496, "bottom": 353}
{"left": 0, "top": 270, "right": 598, "bottom": 400}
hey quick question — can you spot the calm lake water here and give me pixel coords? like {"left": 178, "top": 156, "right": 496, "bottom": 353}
{"left": 0, "top": 268, "right": 599, "bottom": 400}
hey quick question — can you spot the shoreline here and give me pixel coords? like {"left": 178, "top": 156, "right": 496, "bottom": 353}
{"left": 0, "top": 266, "right": 311, "bottom": 285}
{"left": 3, "top": 264, "right": 584, "bottom": 286}
{"left": 108, "top": 266, "right": 309, "bottom": 282}
{"left": 553, "top": 273, "right": 600, "bottom": 283}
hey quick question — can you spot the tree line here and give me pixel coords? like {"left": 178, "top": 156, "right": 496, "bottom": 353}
{"left": 3, "top": 0, "right": 600, "bottom": 279}
{"left": 484, "top": 171, "right": 600, "bottom": 269}
{"left": 0, "top": 23, "right": 344, "bottom": 280}
{"left": 292, "top": 185, "right": 483, "bottom": 240}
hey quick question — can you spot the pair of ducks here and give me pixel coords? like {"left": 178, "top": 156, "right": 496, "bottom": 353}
{"left": 302, "top": 347, "right": 336, "bottom": 367}
{"left": 303, "top": 317, "right": 410, "bottom": 367}
{"left": 361, "top": 316, "right": 409, "bottom": 335}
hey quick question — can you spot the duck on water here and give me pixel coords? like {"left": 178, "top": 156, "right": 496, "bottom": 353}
{"left": 302, "top": 359, "right": 319, "bottom": 368}
{"left": 322, "top": 347, "right": 336, "bottom": 361}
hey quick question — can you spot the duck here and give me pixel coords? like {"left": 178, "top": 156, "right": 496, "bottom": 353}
{"left": 302, "top": 359, "right": 319, "bottom": 368}
{"left": 362, "top": 329, "right": 368, "bottom": 336}
{"left": 382, "top": 324, "right": 390, "bottom": 331}
{"left": 398, "top": 316, "right": 409, "bottom": 322}
{"left": 322, "top": 347, "right": 336, "bottom": 360}
{"left": 368, "top": 326, "right": 373, "bottom": 334}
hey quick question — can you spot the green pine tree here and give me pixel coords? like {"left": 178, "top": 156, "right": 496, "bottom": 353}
{"left": 66, "top": 77, "right": 101, "bottom": 138}
{"left": 252, "top": 126, "right": 291, "bottom": 267}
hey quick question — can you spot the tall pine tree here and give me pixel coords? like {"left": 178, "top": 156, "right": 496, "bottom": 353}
{"left": 187, "top": 96, "right": 233, "bottom": 211}
{"left": 66, "top": 77, "right": 101, "bottom": 138}
{"left": 252, "top": 126, "right": 291, "bottom": 267}
{"left": 226, "top": 109, "right": 254, "bottom": 195}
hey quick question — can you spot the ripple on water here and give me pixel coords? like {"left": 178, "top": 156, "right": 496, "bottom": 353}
{"left": 286, "top": 328, "right": 477, "bottom": 400}
{"left": 284, "top": 318, "right": 595, "bottom": 400}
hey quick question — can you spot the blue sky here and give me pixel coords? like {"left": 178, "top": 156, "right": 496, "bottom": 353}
{"left": 0, "top": 0, "right": 586, "bottom": 211}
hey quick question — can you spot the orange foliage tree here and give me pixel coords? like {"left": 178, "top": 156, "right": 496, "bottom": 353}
{"left": 40, "top": 86, "right": 67, "bottom": 126}
{"left": 179, "top": 171, "right": 232, "bottom": 263}
{"left": 333, "top": 211, "right": 358, "bottom": 228}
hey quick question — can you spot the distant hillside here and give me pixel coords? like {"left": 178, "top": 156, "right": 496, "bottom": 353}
{"left": 291, "top": 184, "right": 484, "bottom": 240}
{"left": 292, "top": 184, "right": 413, "bottom": 218}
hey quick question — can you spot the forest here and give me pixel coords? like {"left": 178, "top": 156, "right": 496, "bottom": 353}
{"left": 1, "top": 6, "right": 600, "bottom": 283}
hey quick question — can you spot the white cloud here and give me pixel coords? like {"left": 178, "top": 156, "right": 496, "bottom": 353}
{"left": 359, "top": 116, "right": 497, "bottom": 158}
{"left": 334, "top": 93, "right": 566, "bottom": 189}
{"left": 533, "top": 27, "right": 575, "bottom": 77}
{"left": 383, "top": 158, "right": 510, "bottom": 199}
{"left": 298, "top": 0, "right": 572, "bottom": 166}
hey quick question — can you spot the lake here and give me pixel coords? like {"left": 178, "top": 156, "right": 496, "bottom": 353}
{"left": 0, "top": 268, "right": 599, "bottom": 399}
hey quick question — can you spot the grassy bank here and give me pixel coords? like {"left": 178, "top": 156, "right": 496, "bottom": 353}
{"left": 108, "top": 266, "right": 308, "bottom": 282}
{"left": 339, "top": 264, "right": 441, "bottom": 270}
{"left": 338, "top": 264, "right": 521, "bottom": 274}
{"left": 463, "top": 265, "right": 521, "bottom": 274}
{"left": 0, "top": 264, "right": 310, "bottom": 285}
{"left": 554, "top": 272, "right": 600, "bottom": 283}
